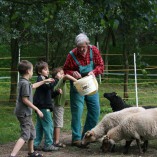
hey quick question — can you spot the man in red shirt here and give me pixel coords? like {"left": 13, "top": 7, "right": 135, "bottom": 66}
{"left": 63, "top": 33, "right": 104, "bottom": 147}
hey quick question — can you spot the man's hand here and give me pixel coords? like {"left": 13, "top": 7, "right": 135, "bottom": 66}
{"left": 73, "top": 71, "right": 82, "bottom": 79}
{"left": 88, "top": 71, "right": 95, "bottom": 76}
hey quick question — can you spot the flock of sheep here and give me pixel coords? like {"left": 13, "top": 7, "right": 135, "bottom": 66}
{"left": 82, "top": 92, "right": 157, "bottom": 156}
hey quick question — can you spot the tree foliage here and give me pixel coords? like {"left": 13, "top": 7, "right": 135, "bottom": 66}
{"left": 0, "top": 0, "right": 157, "bottom": 100}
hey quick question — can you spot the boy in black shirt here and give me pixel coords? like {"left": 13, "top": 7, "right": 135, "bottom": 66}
{"left": 33, "top": 61, "right": 59, "bottom": 151}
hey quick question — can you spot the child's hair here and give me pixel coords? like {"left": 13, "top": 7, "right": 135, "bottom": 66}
{"left": 18, "top": 60, "right": 33, "bottom": 76}
{"left": 35, "top": 61, "right": 48, "bottom": 75}
{"left": 51, "top": 66, "right": 63, "bottom": 78}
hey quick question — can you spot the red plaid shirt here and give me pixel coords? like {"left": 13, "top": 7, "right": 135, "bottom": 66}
{"left": 63, "top": 45, "right": 104, "bottom": 76}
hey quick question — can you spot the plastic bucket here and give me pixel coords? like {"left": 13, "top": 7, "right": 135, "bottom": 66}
{"left": 73, "top": 75, "right": 98, "bottom": 96}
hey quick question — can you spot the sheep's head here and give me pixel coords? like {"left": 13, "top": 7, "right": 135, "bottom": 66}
{"left": 103, "top": 92, "right": 130, "bottom": 112}
{"left": 101, "top": 135, "right": 116, "bottom": 153}
{"left": 103, "top": 92, "right": 117, "bottom": 101}
{"left": 82, "top": 130, "right": 96, "bottom": 145}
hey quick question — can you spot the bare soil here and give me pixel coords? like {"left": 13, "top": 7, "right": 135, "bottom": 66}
{"left": 1, "top": 132, "right": 157, "bottom": 157}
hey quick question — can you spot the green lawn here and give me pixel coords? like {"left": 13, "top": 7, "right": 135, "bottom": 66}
{"left": 0, "top": 44, "right": 157, "bottom": 144}
{"left": 1, "top": 78, "right": 157, "bottom": 144}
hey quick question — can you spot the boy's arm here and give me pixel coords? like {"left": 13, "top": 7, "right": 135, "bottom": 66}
{"left": 32, "top": 78, "right": 54, "bottom": 89}
{"left": 22, "top": 97, "right": 43, "bottom": 118}
{"left": 63, "top": 74, "right": 77, "bottom": 82}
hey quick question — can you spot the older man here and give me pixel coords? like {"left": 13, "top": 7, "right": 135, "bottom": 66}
{"left": 63, "top": 33, "right": 104, "bottom": 147}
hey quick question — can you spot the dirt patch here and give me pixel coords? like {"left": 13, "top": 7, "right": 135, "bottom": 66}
{"left": 1, "top": 132, "right": 157, "bottom": 157}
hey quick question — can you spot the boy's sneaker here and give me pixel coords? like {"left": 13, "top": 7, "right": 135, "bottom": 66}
{"left": 54, "top": 142, "right": 66, "bottom": 148}
{"left": 42, "top": 144, "right": 59, "bottom": 152}
{"left": 28, "top": 151, "right": 43, "bottom": 157}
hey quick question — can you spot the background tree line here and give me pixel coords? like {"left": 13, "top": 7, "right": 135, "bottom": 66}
{"left": 0, "top": 0, "right": 157, "bottom": 101}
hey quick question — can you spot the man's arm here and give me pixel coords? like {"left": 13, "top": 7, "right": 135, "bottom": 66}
{"left": 91, "top": 46, "right": 104, "bottom": 76}
{"left": 63, "top": 53, "right": 78, "bottom": 76}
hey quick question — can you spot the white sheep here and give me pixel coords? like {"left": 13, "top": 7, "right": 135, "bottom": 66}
{"left": 82, "top": 107, "right": 145, "bottom": 145}
{"left": 101, "top": 108, "right": 157, "bottom": 155}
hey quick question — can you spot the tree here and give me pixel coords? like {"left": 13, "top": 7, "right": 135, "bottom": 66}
{"left": 0, "top": 0, "right": 62, "bottom": 101}
{"left": 84, "top": 0, "right": 157, "bottom": 98}
{"left": 0, "top": 0, "right": 156, "bottom": 102}
{"left": 118, "top": 0, "right": 157, "bottom": 98}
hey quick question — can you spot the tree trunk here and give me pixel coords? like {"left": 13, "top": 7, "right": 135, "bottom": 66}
{"left": 9, "top": 38, "right": 19, "bottom": 102}
{"left": 123, "top": 52, "right": 129, "bottom": 99}
{"left": 46, "top": 33, "right": 50, "bottom": 62}
{"left": 121, "top": 1, "right": 130, "bottom": 100}
{"left": 94, "top": 34, "right": 98, "bottom": 47}
{"left": 122, "top": 36, "right": 129, "bottom": 99}
{"left": 101, "top": 26, "right": 116, "bottom": 80}
{"left": 104, "top": 28, "right": 111, "bottom": 80}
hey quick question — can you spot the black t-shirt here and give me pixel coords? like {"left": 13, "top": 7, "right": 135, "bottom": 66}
{"left": 33, "top": 75, "right": 58, "bottom": 111}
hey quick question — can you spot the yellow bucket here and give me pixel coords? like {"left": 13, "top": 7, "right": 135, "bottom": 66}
{"left": 73, "top": 75, "right": 98, "bottom": 96}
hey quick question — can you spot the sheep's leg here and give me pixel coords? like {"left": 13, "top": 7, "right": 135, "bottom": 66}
{"left": 110, "top": 144, "right": 116, "bottom": 152}
{"left": 123, "top": 140, "right": 133, "bottom": 154}
{"left": 142, "top": 140, "right": 148, "bottom": 153}
{"left": 136, "top": 139, "right": 143, "bottom": 155}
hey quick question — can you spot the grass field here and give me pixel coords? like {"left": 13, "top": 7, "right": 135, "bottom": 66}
{"left": 1, "top": 77, "right": 157, "bottom": 144}
{"left": 0, "top": 44, "right": 157, "bottom": 145}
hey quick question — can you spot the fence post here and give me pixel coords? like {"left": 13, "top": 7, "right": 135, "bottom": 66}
{"left": 134, "top": 53, "right": 138, "bottom": 107}
{"left": 17, "top": 46, "right": 21, "bottom": 83}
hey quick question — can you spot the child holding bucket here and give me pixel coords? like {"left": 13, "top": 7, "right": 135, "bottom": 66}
{"left": 51, "top": 67, "right": 77, "bottom": 147}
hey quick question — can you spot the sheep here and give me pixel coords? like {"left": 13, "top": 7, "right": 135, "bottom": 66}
{"left": 103, "top": 92, "right": 131, "bottom": 111}
{"left": 101, "top": 108, "right": 157, "bottom": 155}
{"left": 82, "top": 107, "right": 145, "bottom": 146}
{"left": 104, "top": 92, "right": 156, "bottom": 112}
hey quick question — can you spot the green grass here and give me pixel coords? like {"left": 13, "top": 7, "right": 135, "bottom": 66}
{"left": 0, "top": 78, "right": 11, "bottom": 101}
{"left": 0, "top": 103, "right": 20, "bottom": 144}
{"left": 1, "top": 79, "right": 157, "bottom": 144}
{"left": 0, "top": 44, "right": 157, "bottom": 144}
